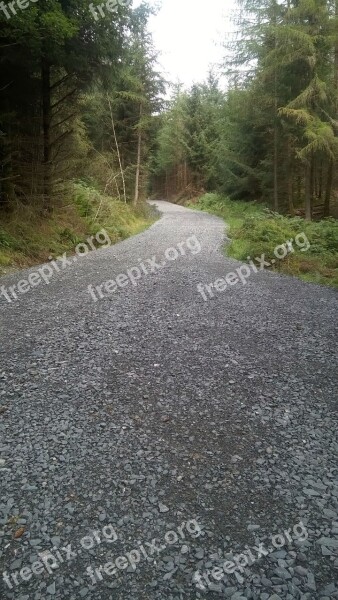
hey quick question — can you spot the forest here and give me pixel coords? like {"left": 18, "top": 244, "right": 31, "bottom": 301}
{"left": 0, "top": 0, "right": 337, "bottom": 276}
{"left": 152, "top": 0, "right": 338, "bottom": 220}
{"left": 1, "top": 4, "right": 337, "bottom": 598}
{"left": 0, "top": 0, "right": 164, "bottom": 269}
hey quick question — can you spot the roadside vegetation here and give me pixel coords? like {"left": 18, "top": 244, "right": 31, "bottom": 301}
{"left": 152, "top": 0, "right": 338, "bottom": 221}
{"left": 0, "top": 181, "right": 155, "bottom": 275}
{"left": 1, "top": 0, "right": 336, "bottom": 281}
{"left": 192, "top": 194, "right": 338, "bottom": 288}
{"left": 151, "top": 0, "right": 338, "bottom": 288}
{"left": 0, "top": 3, "right": 163, "bottom": 274}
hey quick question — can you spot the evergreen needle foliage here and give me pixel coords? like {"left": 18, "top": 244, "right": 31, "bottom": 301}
{"left": 152, "top": 0, "right": 338, "bottom": 222}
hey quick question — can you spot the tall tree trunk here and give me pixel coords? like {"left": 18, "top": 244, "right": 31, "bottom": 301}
{"left": 0, "top": 123, "right": 15, "bottom": 209}
{"left": 273, "top": 0, "right": 279, "bottom": 212}
{"left": 134, "top": 103, "right": 143, "bottom": 206}
{"left": 287, "top": 137, "right": 294, "bottom": 215}
{"left": 330, "top": 0, "right": 338, "bottom": 216}
{"left": 165, "top": 170, "right": 168, "bottom": 199}
{"left": 335, "top": 0, "right": 338, "bottom": 95}
{"left": 297, "top": 174, "right": 302, "bottom": 205}
{"left": 318, "top": 160, "right": 323, "bottom": 202}
{"left": 305, "top": 159, "right": 312, "bottom": 221}
{"left": 324, "top": 159, "right": 333, "bottom": 217}
{"left": 310, "top": 154, "right": 315, "bottom": 209}
{"left": 273, "top": 85, "right": 279, "bottom": 212}
{"left": 107, "top": 94, "right": 126, "bottom": 203}
{"left": 41, "top": 55, "right": 51, "bottom": 210}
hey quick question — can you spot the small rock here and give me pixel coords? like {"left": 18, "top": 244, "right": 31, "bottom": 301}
{"left": 29, "top": 539, "right": 42, "bottom": 547}
{"left": 51, "top": 536, "right": 61, "bottom": 547}
{"left": 274, "top": 567, "right": 291, "bottom": 580}
{"left": 14, "top": 527, "right": 25, "bottom": 539}
{"left": 303, "top": 488, "right": 320, "bottom": 496}
{"left": 295, "top": 565, "right": 308, "bottom": 577}
{"left": 47, "top": 582, "right": 56, "bottom": 595}
{"left": 323, "top": 509, "right": 337, "bottom": 519}
{"left": 247, "top": 524, "right": 260, "bottom": 531}
{"left": 231, "top": 455, "right": 242, "bottom": 463}
{"left": 318, "top": 537, "right": 338, "bottom": 549}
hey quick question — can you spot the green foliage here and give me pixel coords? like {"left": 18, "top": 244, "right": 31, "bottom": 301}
{"left": 58, "top": 228, "right": 82, "bottom": 246}
{"left": 0, "top": 0, "right": 164, "bottom": 209}
{"left": 72, "top": 182, "right": 101, "bottom": 218}
{"left": 301, "top": 219, "right": 338, "bottom": 255}
{"left": 153, "top": 0, "right": 337, "bottom": 216}
{"left": 71, "top": 181, "right": 156, "bottom": 243}
{"left": 193, "top": 193, "right": 338, "bottom": 287}
{"left": 0, "top": 229, "right": 20, "bottom": 250}
{"left": 151, "top": 76, "right": 226, "bottom": 196}
{"left": 0, "top": 181, "right": 156, "bottom": 274}
{"left": 0, "top": 0, "right": 164, "bottom": 279}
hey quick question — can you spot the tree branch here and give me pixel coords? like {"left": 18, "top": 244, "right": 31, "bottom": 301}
{"left": 51, "top": 112, "right": 78, "bottom": 129}
{"left": 50, "top": 75, "right": 71, "bottom": 92}
{"left": 51, "top": 89, "right": 77, "bottom": 110}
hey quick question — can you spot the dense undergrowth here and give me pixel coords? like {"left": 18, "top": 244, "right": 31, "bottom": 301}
{"left": 191, "top": 193, "right": 338, "bottom": 288}
{"left": 0, "top": 181, "right": 156, "bottom": 275}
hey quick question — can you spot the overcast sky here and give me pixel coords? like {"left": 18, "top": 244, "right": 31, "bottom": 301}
{"left": 133, "top": 0, "right": 237, "bottom": 92}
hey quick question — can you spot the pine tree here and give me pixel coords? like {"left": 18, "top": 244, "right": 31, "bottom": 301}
{"left": 0, "top": 0, "right": 132, "bottom": 209}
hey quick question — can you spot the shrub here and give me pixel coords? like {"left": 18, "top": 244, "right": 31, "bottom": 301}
{"left": 193, "top": 193, "right": 338, "bottom": 287}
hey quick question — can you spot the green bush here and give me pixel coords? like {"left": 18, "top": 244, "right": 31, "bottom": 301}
{"left": 0, "top": 228, "right": 20, "bottom": 250}
{"left": 193, "top": 193, "right": 338, "bottom": 287}
{"left": 0, "top": 182, "right": 157, "bottom": 274}
{"left": 72, "top": 181, "right": 100, "bottom": 218}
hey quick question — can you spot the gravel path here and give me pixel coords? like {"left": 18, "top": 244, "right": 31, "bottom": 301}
{"left": 0, "top": 200, "right": 337, "bottom": 600}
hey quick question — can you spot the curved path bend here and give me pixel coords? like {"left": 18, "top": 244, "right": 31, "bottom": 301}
{"left": 0, "top": 201, "right": 337, "bottom": 600}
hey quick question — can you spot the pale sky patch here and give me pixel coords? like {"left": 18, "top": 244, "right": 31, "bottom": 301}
{"left": 133, "top": 0, "right": 237, "bottom": 91}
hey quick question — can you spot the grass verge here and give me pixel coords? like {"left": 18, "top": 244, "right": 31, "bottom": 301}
{"left": 0, "top": 181, "right": 157, "bottom": 276}
{"left": 189, "top": 193, "right": 338, "bottom": 288}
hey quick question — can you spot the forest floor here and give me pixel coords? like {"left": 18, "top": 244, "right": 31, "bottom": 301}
{"left": 0, "top": 200, "right": 337, "bottom": 600}
{"left": 0, "top": 182, "right": 156, "bottom": 276}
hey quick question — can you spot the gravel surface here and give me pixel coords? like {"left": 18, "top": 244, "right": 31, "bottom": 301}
{"left": 0, "top": 200, "right": 337, "bottom": 600}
